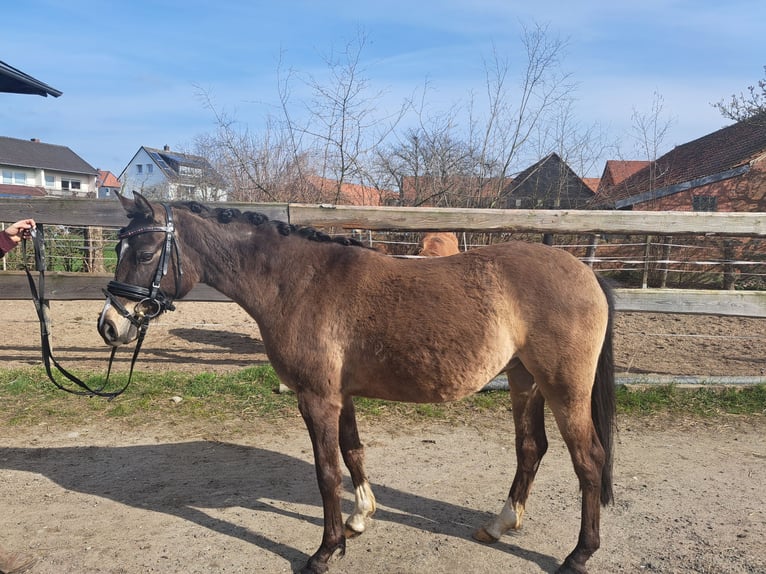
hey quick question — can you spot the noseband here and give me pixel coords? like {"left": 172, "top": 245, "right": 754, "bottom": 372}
{"left": 104, "top": 203, "right": 182, "bottom": 326}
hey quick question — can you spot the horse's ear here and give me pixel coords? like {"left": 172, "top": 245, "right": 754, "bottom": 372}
{"left": 116, "top": 191, "right": 156, "bottom": 221}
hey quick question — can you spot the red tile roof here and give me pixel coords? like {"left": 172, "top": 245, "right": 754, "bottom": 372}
{"left": 97, "top": 170, "right": 120, "bottom": 188}
{"left": 306, "top": 175, "right": 394, "bottom": 206}
{"left": 598, "top": 160, "right": 649, "bottom": 189}
{"left": 595, "top": 114, "right": 766, "bottom": 207}
{"left": 582, "top": 177, "right": 601, "bottom": 193}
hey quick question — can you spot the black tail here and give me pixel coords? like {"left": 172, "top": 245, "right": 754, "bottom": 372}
{"left": 592, "top": 274, "right": 616, "bottom": 505}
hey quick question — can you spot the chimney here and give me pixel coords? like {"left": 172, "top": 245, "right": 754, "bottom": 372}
{"left": 30, "top": 138, "right": 40, "bottom": 143}
{"left": 163, "top": 144, "right": 170, "bottom": 151}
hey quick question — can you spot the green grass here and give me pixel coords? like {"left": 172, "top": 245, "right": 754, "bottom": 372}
{"left": 1, "top": 366, "right": 764, "bottom": 428}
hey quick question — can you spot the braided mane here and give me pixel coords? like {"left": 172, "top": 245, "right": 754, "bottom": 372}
{"left": 175, "top": 201, "right": 367, "bottom": 248}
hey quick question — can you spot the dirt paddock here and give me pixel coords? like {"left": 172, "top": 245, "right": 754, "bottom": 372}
{"left": 0, "top": 300, "right": 765, "bottom": 573}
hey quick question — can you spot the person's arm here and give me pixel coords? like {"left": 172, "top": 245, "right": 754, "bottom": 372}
{"left": 0, "top": 219, "right": 36, "bottom": 257}
{"left": 0, "top": 230, "right": 15, "bottom": 257}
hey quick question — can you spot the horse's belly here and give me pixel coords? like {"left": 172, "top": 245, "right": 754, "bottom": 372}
{"left": 346, "top": 363, "right": 500, "bottom": 403}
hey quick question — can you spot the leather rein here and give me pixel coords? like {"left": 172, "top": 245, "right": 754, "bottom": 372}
{"left": 23, "top": 203, "right": 181, "bottom": 399}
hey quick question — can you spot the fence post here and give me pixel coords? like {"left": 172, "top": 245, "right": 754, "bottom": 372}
{"left": 585, "top": 234, "right": 599, "bottom": 267}
{"left": 642, "top": 235, "right": 653, "bottom": 289}
{"left": 723, "top": 239, "right": 736, "bottom": 290}
{"left": 659, "top": 236, "right": 671, "bottom": 288}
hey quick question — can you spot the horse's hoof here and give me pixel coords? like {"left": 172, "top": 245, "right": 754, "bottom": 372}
{"left": 300, "top": 563, "right": 328, "bottom": 574}
{"left": 344, "top": 525, "right": 363, "bottom": 539}
{"left": 472, "top": 526, "right": 499, "bottom": 544}
{"left": 555, "top": 559, "right": 588, "bottom": 574}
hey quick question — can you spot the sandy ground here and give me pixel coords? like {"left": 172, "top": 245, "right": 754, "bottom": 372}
{"left": 0, "top": 301, "right": 765, "bottom": 573}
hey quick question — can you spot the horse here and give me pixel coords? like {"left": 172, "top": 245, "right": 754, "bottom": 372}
{"left": 419, "top": 231, "right": 460, "bottom": 256}
{"left": 98, "top": 192, "right": 616, "bottom": 574}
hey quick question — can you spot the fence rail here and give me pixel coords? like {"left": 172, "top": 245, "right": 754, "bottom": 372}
{"left": 2, "top": 197, "right": 765, "bottom": 317}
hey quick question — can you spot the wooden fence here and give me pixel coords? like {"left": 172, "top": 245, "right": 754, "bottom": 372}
{"left": 2, "top": 197, "right": 765, "bottom": 317}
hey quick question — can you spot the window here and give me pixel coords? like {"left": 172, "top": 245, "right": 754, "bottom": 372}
{"left": 179, "top": 165, "right": 203, "bottom": 177}
{"left": 2, "top": 170, "right": 26, "bottom": 184}
{"left": 61, "top": 179, "right": 81, "bottom": 191}
{"left": 692, "top": 195, "right": 717, "bottom": 212}
{"left": 45, "top": 175, "right": 55, "bottom": 188}
{"left": 137, "top": 164, "right": 143, "bottom": 174}
{"left": 147, "top": 164, "right": 153, "bottom": 174}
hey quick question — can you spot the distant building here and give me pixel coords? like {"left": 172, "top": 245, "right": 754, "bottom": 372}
{"left": 119, "top": 145, "right": 229, "bottom": 201}
{"left": 96, "top": 169, "right": 121, "bottom": 199}
{"left": 496, "top": 153, "right": 595, "bottom": 209}
{"left": 592, "top": 114, "right": 766, "bottom": 212}
{"left": 0, "top": 136, "right": 97, "bottom": 198}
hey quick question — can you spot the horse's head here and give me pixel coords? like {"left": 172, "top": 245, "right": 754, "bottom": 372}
{"left": 98, "top": 192, "right": 188, "bottom": 346}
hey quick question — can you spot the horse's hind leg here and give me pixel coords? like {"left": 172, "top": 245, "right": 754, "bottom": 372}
{"left": 339, "top": 396, "right": 376, "bottom": 537}
{"left": 548, "top": 390, "right": 606, "bottom": 574}
{"left": 474, "top": 362, "right": 547, "bottom": 543}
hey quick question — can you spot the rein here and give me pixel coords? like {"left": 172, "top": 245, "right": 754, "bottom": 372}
{"left": 22, "top": 203, "right": 181, "bottom": 399}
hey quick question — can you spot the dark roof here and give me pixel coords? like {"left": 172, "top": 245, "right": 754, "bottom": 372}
{"left": 499, "top": 152, "right": 594, "bottom": 208}
{"left": 595, "top": 113, "right": 766, "bottom": 207}
{"left": 0, "top": 60, "right": 62, "bottom": 97}
{"left": 141, "top": 146, "right": 227, "bottom": 188}
{"left": 0, "top": 136, "right": 97, "bottom": 175}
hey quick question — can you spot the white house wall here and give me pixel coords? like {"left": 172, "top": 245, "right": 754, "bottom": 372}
{"left": 119, "top": 148, "right": 167, "bottom": 193}
{"left": 1, "top": 163, "right": 96, "bottom": 197}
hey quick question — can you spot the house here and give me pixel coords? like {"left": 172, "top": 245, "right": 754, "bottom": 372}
{"left": 593, "top": 113, "right": 766, "bottom": 211}
{"left": 0, "top": 136, "right": 98, "bottom": 198}
{"left": 119, "top": 145, "right": 229, "bottom": 201}
{"left": 96, "top": 170, "right": 121, "bottom": 199}
{"left": 496, "top": 152, "right": 595, "bottom": 209}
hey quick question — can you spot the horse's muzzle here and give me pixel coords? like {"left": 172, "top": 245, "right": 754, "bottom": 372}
{"left": 98, "top": 301, "right": 138, "bottom": 346}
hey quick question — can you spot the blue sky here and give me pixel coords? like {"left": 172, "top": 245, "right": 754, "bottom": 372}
{"left": 3, "top": 0, "right": 765, "bottom": 178}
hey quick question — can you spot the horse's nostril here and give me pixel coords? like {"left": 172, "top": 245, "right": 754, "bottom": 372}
{"left": 101, "top": 320, "right": 118, "bottom": 344}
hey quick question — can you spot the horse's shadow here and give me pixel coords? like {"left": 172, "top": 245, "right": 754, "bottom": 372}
{"left": 0, "top": 440, "right": 560, "bottom": 572}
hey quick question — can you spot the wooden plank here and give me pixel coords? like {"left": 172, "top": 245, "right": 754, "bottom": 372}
{"left": 2, "top": 197, "right": 765, "bottom": 236}
{"left": 288, "top": 204, "right": 766, "bottom": 237}
{"left": 613, "top": 288, "right": 766, "bottom": 317}
{"left": 0, "top": 198, "right": 289, "bottom": 227}
{"left": 1, "top": 272, "right": 764, "bottom": 317}
{"left": 0, "top": 272, "right": 230, "bottom": 301}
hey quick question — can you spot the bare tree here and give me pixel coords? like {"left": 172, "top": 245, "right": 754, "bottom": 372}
{"left": 629, "top": 90, "right": 675, "bottom": 193}
{"left": 474, "top": 24, "right": 577, "bottom": 206}
{"left": 714, "top": 66, "right": 766, "bottom": 122}
{"left": 194, "top": 88, "right": 320, "bottom": 202}
{"left": 375, "top": 23, "right": 581, "bottom": 209}
{"left": 282, "top": 29, "right": 407, "bottom": 203}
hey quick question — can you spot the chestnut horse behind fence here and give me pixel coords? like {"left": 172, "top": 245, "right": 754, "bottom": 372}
{"left": 98, "top": 193, "right": 616, "bottom": 574}
{"left": 419, "top": 231, "right": 460, "bottom": 256}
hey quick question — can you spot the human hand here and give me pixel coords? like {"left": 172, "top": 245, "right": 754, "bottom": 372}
{"left": 4, "top": 219, "right": 36, "bottom": 244}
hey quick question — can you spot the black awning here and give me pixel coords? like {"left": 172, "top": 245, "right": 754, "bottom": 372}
{"left": 0, "top": 60, "right": 62, "bottom": 97}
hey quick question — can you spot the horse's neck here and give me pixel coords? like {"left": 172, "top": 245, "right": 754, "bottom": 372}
{"left": 177, "top": 217, "right": 291, "bottom": 320}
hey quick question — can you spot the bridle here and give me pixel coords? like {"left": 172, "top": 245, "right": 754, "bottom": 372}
{"left": 104, "top": 203, "right": 182, "bottom": 326}
{"left": 23, "top": 202, "right": 182, "bottom": 398}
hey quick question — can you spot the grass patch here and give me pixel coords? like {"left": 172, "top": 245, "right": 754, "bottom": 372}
{"left": 1, "top": 367, "right": 764, "bottom": 428}
{"left": 616, "top": 383, "right": 766, "bottom": 416}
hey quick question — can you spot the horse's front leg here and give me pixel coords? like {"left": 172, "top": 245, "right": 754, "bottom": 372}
{"left": 339, "top": 396, "right": 376, "bottom": 537}
{"left": 297, "top": 391, "right": 345, "bottom": 574}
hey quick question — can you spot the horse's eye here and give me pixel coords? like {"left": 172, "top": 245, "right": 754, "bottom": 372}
{"left": 138, "top": 252, "right": 155, "bottom": 263}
